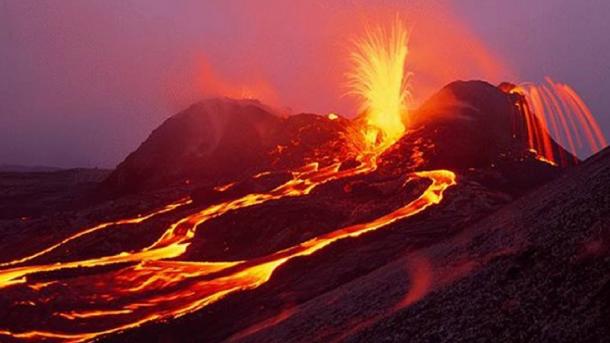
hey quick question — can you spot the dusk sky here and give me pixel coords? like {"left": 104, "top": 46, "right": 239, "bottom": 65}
{"left": 1, "top": 0, "right": 609, "bottom": 168}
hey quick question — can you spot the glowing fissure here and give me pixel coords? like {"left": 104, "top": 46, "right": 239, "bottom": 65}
{"left": 511, "top": 77, "right": 607, "bottom": 165}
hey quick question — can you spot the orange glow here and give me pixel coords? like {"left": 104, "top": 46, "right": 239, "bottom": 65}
{"left": 0, "top": 14, "right": 471, "bottom": 342}
{"left": 213, "top": 181, "right": 236, "bottom": 192}
{"left": 195, "top": 57, "right": 280, "bottom": 106}
{"left": 0, "top": 198, "right": 192, "bottom": 268}
{"left": 511, "top": 77, "right": 607, "bottom": 164}
{"left": 347, "top": 18, "right": 410, "bottom": 151}
{"left": 228, "top": 306, "right": 296, "bottom": 341}
{"left": 395, "top": 255, "right": 433, "bottom": 309}
{"left": 0, "top": 151, "right": 455, "bottom": 342}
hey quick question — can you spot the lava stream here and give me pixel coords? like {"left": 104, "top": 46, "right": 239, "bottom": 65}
{"left": 0, "top": 158, "right": 377, "bottom": 290}
{"left": 0, "top": 167, "right": 455, "bottom": 343}
{"left": 0, "top": 198, "right": 192, "bottom": 268}
{"left": 511, "top": 77, "right": 608, "bottom": 164}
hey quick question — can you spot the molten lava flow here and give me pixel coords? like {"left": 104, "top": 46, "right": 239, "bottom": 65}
{"left": 0, "top": 166, "right": 455, "bottom": 342}
{"left": 0, "top": 161, "right": 375, "bottom": 290}
{"left": 0, "top": 121, "right": 456, "bottom": 342}
{"left": 511, "top": 77, "right": 608, "bottom": 165}
{"left": 347, "top": 18, "right": 411, "bottom": 151}
{"left": 0, "top": 198, "right": 192, "bottom": 268}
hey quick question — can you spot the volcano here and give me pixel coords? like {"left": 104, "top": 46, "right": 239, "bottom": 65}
{"left": 102, "top": 98, "right": 361, "bottom": 195}
{"left": 104, "top": 81, "right": 569, "bottom": 196}
{"left": 1, "top": 77, "right": 608, "bottom": 343}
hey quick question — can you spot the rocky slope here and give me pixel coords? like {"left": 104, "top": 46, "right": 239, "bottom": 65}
{"left": 103, "top": 98, "right": 360, "bottom": 194}
{"left": 235, "top": 147, "right": 610, "bottom": 343}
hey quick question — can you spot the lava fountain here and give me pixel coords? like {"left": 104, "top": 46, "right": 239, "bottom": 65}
{"left": 346, "top": 18, "right": 411, "bottom": 151}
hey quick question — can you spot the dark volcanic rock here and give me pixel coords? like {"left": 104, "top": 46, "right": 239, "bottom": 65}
{"left": 103, "top": 99, "right": 282, "bottom": 194}
{"left": 103, "top": 98, "right": 359, "bottom": 195}
{"left": 239, "top": 147, "right": 610, "bottom": 343}
{"left": 381, "top": 80, "right": 576, "bottom": 175}
{"left": 0, "top": 168, "right": 110, "bottom": 219}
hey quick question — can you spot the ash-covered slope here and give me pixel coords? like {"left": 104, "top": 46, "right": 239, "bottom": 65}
{"left": 381, "top": 81, "right": 575, "bottom": 191}
{"left": 238, "top": 148, "right": 610, "bottom": 343}
{"left": 103, "top": 98, "right": 359, "bottom": 194}
{"left": 349, "top": 147, "right": 610, "bottom": 342}
{"left": 411, "top": 80, "right": 575, "bottom": 170}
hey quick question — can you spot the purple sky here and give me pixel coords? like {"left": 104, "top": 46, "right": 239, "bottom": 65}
{"left": 1, "top": 0, "right": 609, "bottom": 168}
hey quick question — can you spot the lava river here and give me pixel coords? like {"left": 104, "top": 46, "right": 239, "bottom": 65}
{"left": 0, "top": 155, "right": 455, "bottom": 342}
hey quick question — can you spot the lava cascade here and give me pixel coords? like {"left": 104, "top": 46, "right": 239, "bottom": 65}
{"left": 511, "top": 77, "right": 607, "bottom": 165}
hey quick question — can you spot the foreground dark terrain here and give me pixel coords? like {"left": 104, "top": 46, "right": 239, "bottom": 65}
{"left": 245, "top": 147, "right": 610, "bottom": 343}
{"left": 0, "top": 81, "right": 608, "bottom": 342}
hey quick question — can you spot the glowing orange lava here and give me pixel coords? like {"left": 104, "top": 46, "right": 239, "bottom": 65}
{"left": 347, "top": 18, "right": 411, "bottom": 151}
{"left": 0, "top": 198, "right": 192, "bottom": 268}
{"left": 0, "top": 158, "right": 455, "bottom": 342}
{"left": 511, "top": 77, "right": 608, "bottom": 165}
